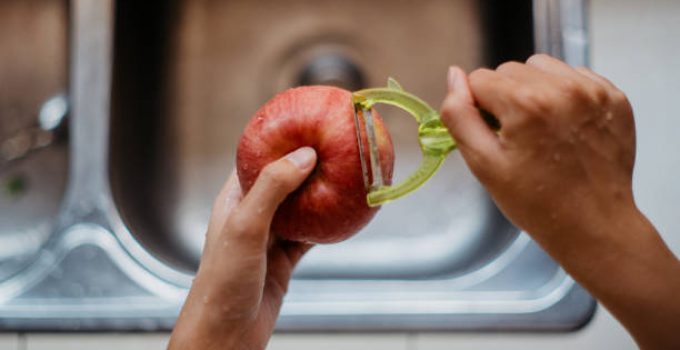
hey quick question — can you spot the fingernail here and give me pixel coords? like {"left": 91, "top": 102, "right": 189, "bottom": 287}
{"left": 285, "top": 147, "right": 317, "bottom": 170}
{"left": 447, "top": 66, "right": 457, "bottom": 93}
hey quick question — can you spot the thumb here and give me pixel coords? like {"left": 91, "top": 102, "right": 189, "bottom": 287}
{"left": 229, "top": 147, "right": 317, "bottom": 250}
{"left": 240, "top": 147, "right": 317, "bottom": 216}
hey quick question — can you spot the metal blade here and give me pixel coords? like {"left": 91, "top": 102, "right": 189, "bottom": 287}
{"left": 353, "top": 104, "right": 384, "bottom": 192}
{"left": 352, "top": 104, "right": 370, "bottom": 190}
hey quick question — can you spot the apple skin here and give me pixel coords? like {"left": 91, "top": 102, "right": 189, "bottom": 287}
{"left": 236, "top": 86, "right": 394, "bottom": 243}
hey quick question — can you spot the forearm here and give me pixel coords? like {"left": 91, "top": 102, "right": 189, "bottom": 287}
{"left": 168, "top": 269, "right": 251, "bottom": 350}
{"left": 534, "top": 206, "right": 680, "bottom": 349}
{"left": 169, "top": 290, "right": 243, "bottom": 350}
{"left": 442, "top": 56, "right": 679, "bottom": 348}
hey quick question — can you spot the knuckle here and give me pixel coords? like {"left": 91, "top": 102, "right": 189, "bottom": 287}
{"left": 511, "top": 86, "right": 533, "bottom": 105}
{"left": 513, "top": 87, "right": 551, "bottom": 115}
{"left": 591, "top": 85, "right": 610, "bottom": 105}
{"left": 259, "top": 163, "right": 287, "bottom": 189}
{"left": 559, "top": 79, "right": 580, "bottom": 96}
{"left": 558, "top": 79, "right": 592, "bottom": 103}
{"left": 611, "top": 89, "right": 629, "bottom": 106}
{"left": 615, "top": 93, "right": 634, "bottom": 116}
{"left": 496, "top": 61, "right": 523, "bottom": 73}
{"left": 468, "top": 68, "right": 493, "bottom": 85}
{"left": 574, "top": 65, "right": 589, "bottom": 73}
{"left": 440, "top": 96, "right": 466, "bottom": 123}
{"left": 228, "top": 207, "right": 269, "bottom": 243}
{"left": 440, "top": 95, "right": 460, "bottom": 114}
{"left": 526, "top": 53, "right": 551, "bottom": 65}
{"left": 227, "top": 209, "right": 252, "bottom": 237}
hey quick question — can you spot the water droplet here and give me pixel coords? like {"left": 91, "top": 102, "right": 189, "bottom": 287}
{"left": 536, "top": 184, "right": 545, "bottom": 192}
{"left": 605, "top": 111, "right": 614, "bottom": 121}
{"left": 553, "top": 153, "right": 561, "bottom": 162}
{"left": 202, "top": 295, "right": 209, "bottom": 304}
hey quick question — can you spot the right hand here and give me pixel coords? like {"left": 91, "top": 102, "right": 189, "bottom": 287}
{"left": 440, "top": 54, "right": 680, "bottom": 350}
{"left": 440, "top": 54, "right": 637, "bottom": 245}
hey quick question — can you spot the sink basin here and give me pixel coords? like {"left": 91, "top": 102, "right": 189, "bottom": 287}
{"left": 0, "top": 0, "right": 69, "bottom": 284}
{"left": 0, "top": 0, "right": 594, "bottom": 331}
{"left": 110, "top": 0, "right": 527, "bottom": 278}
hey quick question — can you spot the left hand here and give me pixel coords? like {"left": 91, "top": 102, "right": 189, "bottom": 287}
{"left": 168, "top": 147, "right": 318, "bottom": 350}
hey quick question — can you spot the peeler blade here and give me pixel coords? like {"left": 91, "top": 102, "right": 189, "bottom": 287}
{"left": 353, "top": 105, "right": 383, "bottom": 192}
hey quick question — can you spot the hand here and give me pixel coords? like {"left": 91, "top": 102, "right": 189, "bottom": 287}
{"left": 442, "top": 54, "right": 637, "bottom": 243}
{"left": 169, "top": 147, "right": 317, "bottom": 350}
{"left": 440, "top": 54, "right": 680, "bottom": 350}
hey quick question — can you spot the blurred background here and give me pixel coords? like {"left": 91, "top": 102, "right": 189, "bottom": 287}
{"left": 0, "top": 0, "right": 678, "bottom": 348}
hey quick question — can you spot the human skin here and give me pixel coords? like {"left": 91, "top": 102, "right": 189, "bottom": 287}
{"left": 168, "top": 147, "right": 318, "bottom": 350}
{"left": 440, "top": 54, "right": 680, "bottom": 350}
{"left": 170, "top": 54, "right": 680, "bottom": 350}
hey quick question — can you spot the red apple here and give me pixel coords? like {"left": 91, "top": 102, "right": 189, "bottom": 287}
{"left": 236, "top": 86, "right": 394, "bottom": 243}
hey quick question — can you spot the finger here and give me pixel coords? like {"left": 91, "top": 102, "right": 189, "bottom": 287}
{"left": 527, "top": 54, "right": 610, "bottom": 103}
{"left": 281, "top": 241, "right": 313, "bottom": 267}
{"left": 574, "top": 66, "right": 619, "bottom": 91}
{"left": 207, "top": 170, "right": 242, "bottom": 232}
{"left": 467, "top": 67, "right": 519, "bottom": 124}
{"left": 240, "top": 146, "right": 317, "bottom": 221}
{"left": 496, "top": 60, "right": 551, "bottom": 84}
{"left": 526, "top": 53, "right": 581, "bottom": 79}
{"left": 258, "top": 241, "right": 314, "bottom": 332}
{"left": 440, "top": 66, "right": 501, "bottom": 161}
{"left": 218, "top": 170, "right": 244, "bottom": 214}
{"left": 264, "top": 241, "right": 314, "bottom": 304}
{"left": 526, "top": 54, "right": 600, "bottom": 90}
{"left": 228, "top": 147, "right": 317, "bottom": 250}
{"left": 203, "top": 171, "right": 243, "bottom": 253}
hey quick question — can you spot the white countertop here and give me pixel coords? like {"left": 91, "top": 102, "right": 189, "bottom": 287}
{"left": 3, "top": 0, "right": 678, "bottom": 348}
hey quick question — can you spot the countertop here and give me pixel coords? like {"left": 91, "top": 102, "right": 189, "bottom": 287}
{"left": 2, "top": 0, "right": 678, "bottom": 348}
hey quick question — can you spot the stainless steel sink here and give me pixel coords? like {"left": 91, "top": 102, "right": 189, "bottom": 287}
{"left": 0, "top": 0, "right": 69, "bottom": 288}
{"left": 0, "top": 0, "right": 594, "bottom": 331}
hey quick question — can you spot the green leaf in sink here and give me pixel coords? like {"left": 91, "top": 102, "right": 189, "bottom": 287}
{"left": 3, "top": 174, "right": 27, "bottom": 200}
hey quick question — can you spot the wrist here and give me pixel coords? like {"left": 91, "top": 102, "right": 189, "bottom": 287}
{"left": 530, "top": 196, "right": 640, "bottom": 259}
{"left": 170, "top": 289, "right": 247, "bottom": 350}
{"left": 536, "top": 199, "right": 677, "bottom": 300}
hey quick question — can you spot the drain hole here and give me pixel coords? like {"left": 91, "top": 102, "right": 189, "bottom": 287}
{"left": 297, "top": 54, "right": 365, "bottom": 91}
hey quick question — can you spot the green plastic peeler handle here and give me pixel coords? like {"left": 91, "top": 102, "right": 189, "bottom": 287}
{"left": 353, "top": 78, "right": 457, "bottom": 207}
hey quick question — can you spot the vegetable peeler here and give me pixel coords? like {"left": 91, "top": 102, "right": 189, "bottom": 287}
{"left": 352, "top": 78, "right": 498, "bottom": 207}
